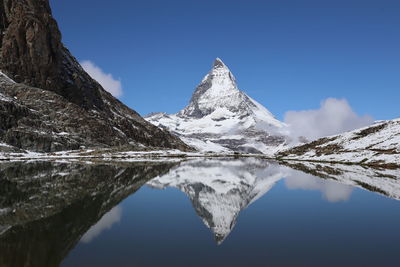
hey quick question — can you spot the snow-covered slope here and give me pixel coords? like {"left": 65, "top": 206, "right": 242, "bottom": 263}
{"left": 279, "top": 118, "right": 400, "bottom": 167}
{"left": 146, "top": 58, "right": 289, "bottom": 155}
{"left": 147, "top": 158, "right": 286, "bottom": 243}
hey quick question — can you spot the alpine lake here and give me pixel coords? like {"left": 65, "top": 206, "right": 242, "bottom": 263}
{"left": 1, "top": 157, "right": 400, "bottom": 267}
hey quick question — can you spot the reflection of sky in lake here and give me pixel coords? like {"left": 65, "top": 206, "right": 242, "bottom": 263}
{"left": 62, "top": 161, "right": 400, "bottom": 267}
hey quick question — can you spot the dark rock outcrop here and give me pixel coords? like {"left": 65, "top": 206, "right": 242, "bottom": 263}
{"left": 0, "top": 0, "right": 192, "bottom": 152}
{"left": 0, "top": 78, "right": 192, "bottom": 152}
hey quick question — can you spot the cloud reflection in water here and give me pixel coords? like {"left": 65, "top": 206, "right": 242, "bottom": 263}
{"left": 81, "top": 206, "right": 122, "bottom": 243}
{"left": 285, "top": 170, "right": 353, "bottom": 202}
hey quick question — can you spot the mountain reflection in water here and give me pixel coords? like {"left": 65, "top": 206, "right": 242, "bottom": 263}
{"left": 0, "top": 159, "right": 400, "bottom": 267}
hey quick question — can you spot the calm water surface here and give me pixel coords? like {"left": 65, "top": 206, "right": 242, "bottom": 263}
{"left": 1, "top": 158, "right": 400, "bottom": 267}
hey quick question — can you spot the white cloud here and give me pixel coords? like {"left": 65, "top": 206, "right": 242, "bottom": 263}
{"left": 284, "top": 98, "right": 373, "bottom": 143}
{"left": 80, "top": 206, "right": 122, "bottom": 243}
{"left": 80, "top": 60, "right": 123, "bottom": 98}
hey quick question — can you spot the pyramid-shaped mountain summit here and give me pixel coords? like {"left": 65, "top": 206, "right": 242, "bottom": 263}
{"left": 146, "top": 58, "right": 289, "bottom": 154}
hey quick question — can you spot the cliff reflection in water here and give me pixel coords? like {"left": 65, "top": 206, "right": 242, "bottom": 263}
{"left": 0, "top": 161, "right": 177, "bottom": 267}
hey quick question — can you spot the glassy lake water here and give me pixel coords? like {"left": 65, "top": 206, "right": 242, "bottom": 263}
{"left": 1, "top": 158, "right": 400, "bottom": 267}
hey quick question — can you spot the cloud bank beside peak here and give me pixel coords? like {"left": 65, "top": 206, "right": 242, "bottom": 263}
{"left": 284, "top": 98, "right": 374, "bottom": 142}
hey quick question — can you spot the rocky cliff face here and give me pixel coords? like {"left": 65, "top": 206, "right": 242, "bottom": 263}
{"left": 0, "top": 0, "right": 192, "bottom": 152}
{"left": 0, "top": 0, "right": 102, "bottom": 109}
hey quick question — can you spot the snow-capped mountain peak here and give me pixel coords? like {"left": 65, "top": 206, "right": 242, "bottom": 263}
{"left": 213, "top": 57, "right": 227, "bottom": 68}
{"left": 179, "top": 58, "right": 240, "bottom": 118}
{"left": 146, "top": 58, "right": 289, "bottom": 154}
{"left": 209, "top": 57, "right": 236, "bottom": 81}
{"left": 178, "top": 58, "right": 285, "bottom": 129}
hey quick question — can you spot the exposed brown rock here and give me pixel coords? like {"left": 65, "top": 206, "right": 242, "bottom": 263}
{"left": 352, "top": 124, "right": 386, "bottom": 140}
{"left": 277, "top": 137, "right": 337, "bottom": 157}
{"left": 0, "top": 80, "right": 193, "bottom": 152}
{"left": 0, "top": 0, "right": 103, "bottom": 109}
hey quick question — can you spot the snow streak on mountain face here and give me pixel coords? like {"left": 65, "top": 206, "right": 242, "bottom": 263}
{"left": 147, "top": 159, "right": 287, "bottom": 244}
{"left": 146, "top": 58, "right": 289, "bottom": 154}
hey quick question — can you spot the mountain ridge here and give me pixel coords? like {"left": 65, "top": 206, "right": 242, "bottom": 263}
{"left": 278, "top": 118, "right": 400, "bottom": 168}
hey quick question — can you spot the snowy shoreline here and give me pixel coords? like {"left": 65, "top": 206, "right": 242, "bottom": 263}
{"left": 0, "top": 149, "right": 399, "bottom": 169}
{"left": 0, "top": 150, "right": 271, "bottom": 162}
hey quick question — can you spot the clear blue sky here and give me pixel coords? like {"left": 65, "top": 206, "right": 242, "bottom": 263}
{"left": 51, "top": 0, "right": 400, "bottom": 120}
